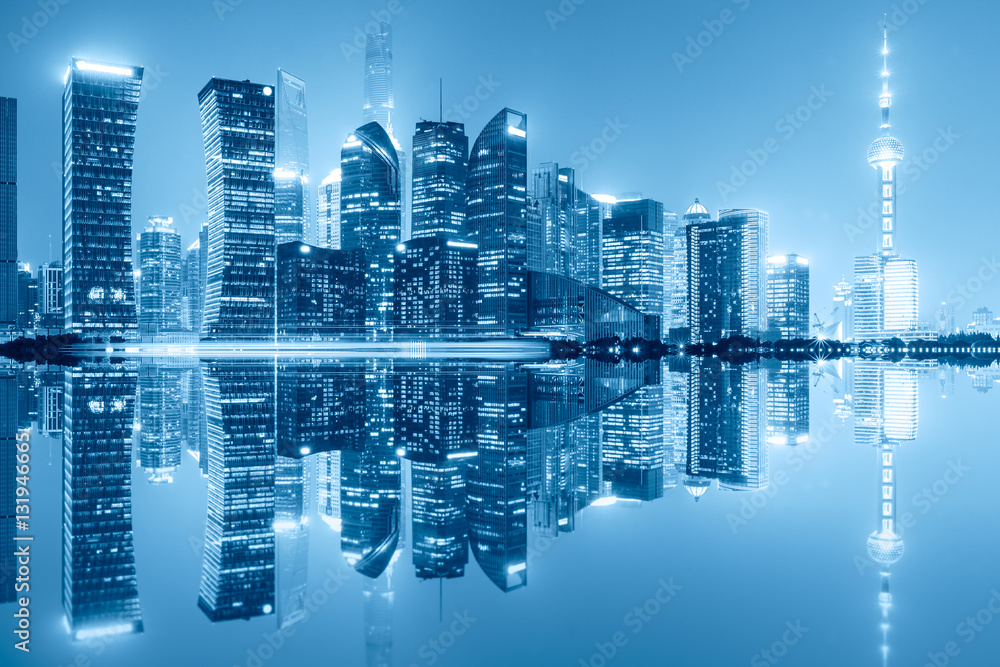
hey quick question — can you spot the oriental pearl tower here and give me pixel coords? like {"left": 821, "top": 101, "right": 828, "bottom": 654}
{"left": 867, "top": 20, "right": 904, "bottom": 256}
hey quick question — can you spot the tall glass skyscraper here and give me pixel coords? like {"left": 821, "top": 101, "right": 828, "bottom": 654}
{"left": 340, "top": 122, "right": 402, "bottom": 337}
{"left": 275, "top": 70, "right": 311, "bottom": 245}
{"left": 766, "top": 254, "right": 810, "bottom": 339}
{"left": 198, "top": 78, "right": 276, "bottom": 339}
{"left": 466, "top": 108, "right": 528, "bottom": 336}
{"left": 411, "top": 121, "right": 468, "bottom": 239}
{"left": 0, "top": 97, "right": 15, "bottom": 330}
{"left": 317, "top": 169, "right": 341, "bottom": 249}
{"left": 137, "top": 365, "right": 182, "bottom": 484}
{"left": 602, "top": 198, "right": 664, "bottom": 329}
{"left": 138, "top": 217, "right": 182, "bottom": 335}
{"left": 572, "top": 192, "right": 614, "bottom": 289}
{"left": 63, "top": 59, "right": 144, "bottom": 339}
{"left": 529, "top": 163, "right": 577, "bottom": 277}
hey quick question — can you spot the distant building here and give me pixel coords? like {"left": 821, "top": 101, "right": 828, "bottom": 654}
{"left": 766, "top": 254, "right": 810, "bottom": 339}
{"left": 138, "top": 217, "right": 182, "bottom": 336}
{"left": 198, "top": 78, "right": 276, "bottom": 339}
{"left": 340, "top": 122, "right": 402, "bottom": 337}
{"left": 571, "top": 192, "right": 614, "bottom": 289}
{"left": 37, "top": 261, "right": 64, "bottom": 331}
{"left": 602, "top": 198, "right": 665, "bottom": 330}
{"left": 317, "top": 169, "right": 341, "bottom": 249}
{"left": 412, "top": 120, "right": 468, "bottom": 239}
{"left": 276, "top": 242, "right": 366, "bottom": 338}
{"left": 16, "top": 263, "right": 37, "bottom": 330}
{"left": 0, "top": 97, "right": 15, "bottom": 330}
{"left": 393, "top": 237, "right": 477, "bottom": 338}
{"left": 935, "top": 302, "right": 955, "bottom": 335}
{"left": 528, "top": 163, "right": 577, "bottom": 277}
{"left": 137, "top": 365, "right": 182, "bottom": 484}
{"left": 466, "top": 108, "right": 528, "bottom": 336}
{"left": 275, "top": 70, "right": 311, "bottom": 245}
{"left": 63, "top": 59, "right": 143, "bottom": 339}
{"left": 765, "top": 361, "right": 810, "bottom": 446}
{"left": 181, "top": 240, "right": 203, "bottom": 333}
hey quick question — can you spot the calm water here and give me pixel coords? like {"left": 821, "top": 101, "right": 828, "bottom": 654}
{"left": 1, "top": 358, "right": 998, "bottom": 667}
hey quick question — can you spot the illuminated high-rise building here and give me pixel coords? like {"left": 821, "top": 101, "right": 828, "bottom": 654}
{"left": 766, "top": 254, "right": 810, "bottom": 339}
{"left": 276, "top": 242, "right": 366, "bottom": 338}
{"left": 37, "top": 261, "right": 64, "bottom": 331}
{"left": 317, "top": 169, "right": 342, "bottom": 249}
{"left": 137, "top": 365, "right": 182, "bottom": 484}
{"left": 275, "top": 70, "right": 311, "bottom": 245}
{"left": 528, "top": 163, "right": 577, "bottom": 277}
{"left": 63, "top": 59, "right": 143, "bottom": 338}
{"left": 181, "top": 239, "right": 203, "bottom": 333}
{"left": 601, "top": 383, "right": 665, "bottom": 502}
{"left": 854, "top": 26, "right": 920, "bottom": 341}
{"left": 764, "top": 361, "right": 810, "bottom": 446}
{"left": 0, "top": 97, "right": 15, "bottom": 330}
{"left": 412, "top": 120, "right": 468, "bottom": 239}
{"left": 138, "top": 217, "right": 182, "bottom": 335}
{"left": 393, "top": 237, "right": 478, "bottom": 338}
{"left": 340, "top": 122, "right": 402, "bottom": 337}
{"left": 466, "top": 108, "right": 528, "bottom": 336}
{"left": 602, "top": 198, "right": 664, "bottom": 329}
{"left": 198, "top": 78, "right": 276, "bottom": 339}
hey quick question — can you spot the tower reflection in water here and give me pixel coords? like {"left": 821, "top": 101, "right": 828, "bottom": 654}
{"left": 42, "top": 355, "right": 941, "bottom": 664}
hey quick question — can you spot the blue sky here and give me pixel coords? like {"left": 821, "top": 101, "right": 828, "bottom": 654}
{"left": 2, "top": 0, "right": 997, "bottom": 325}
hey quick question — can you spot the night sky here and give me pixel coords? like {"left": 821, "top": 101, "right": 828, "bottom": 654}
{"left": 3, "top": 0, "right": 996, "bottom": 325}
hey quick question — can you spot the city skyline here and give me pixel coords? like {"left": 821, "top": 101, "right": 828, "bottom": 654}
{"left": 2, "top": 0, "right": 991, "bottom": 326}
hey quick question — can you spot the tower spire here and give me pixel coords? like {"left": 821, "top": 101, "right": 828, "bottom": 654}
{"left": 880, "top": 15, "right": 892, "bottom": 136}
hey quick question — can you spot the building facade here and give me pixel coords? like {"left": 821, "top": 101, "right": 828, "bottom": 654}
{"left": 63, "top": 59, "right": 144, "bottom": 338}
{"left": 602, "top": 198, "right": 664, "bottom": 328}
{"left": 317, "top": 169, "right": 341, "bottom": 250}
{"left": 276, "top": 242, "right": 366, "bottom": 338}
{"left": 275, "top": 70, "right": 311, "bottom": 245}
{"left": 393, "top": 237, "right": 477, "bottom": 338}
{"left": 0, "top": 97, "right": 14, "bottom": 330}
{"left": 766, "top": 254, "right": 810, "bottom": 339}
{"left": 411, "top": 120, "right": 468, "bottom": 240}
{"left": 528, "top": 163, "right": 577, "bottom": 277}
{"left": 138, "top": 217, "right": 182, "bottom": 335}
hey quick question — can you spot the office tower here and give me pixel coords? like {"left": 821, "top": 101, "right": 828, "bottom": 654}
{"left": 687, "top": 208, "right": 768, "bottom": 343}
{"left": 276, "top": 242, "right": 366, "bottom": 338}
{"left": 275, "top": 70, "right": 311, "bottom": 245}
{"left": 854, "top": 26, "right": 919, "bottom": 340}
{"left": 277, "top": 363, "right": 366, "bottom": 458}
{"left": 363, "top": 23, "right": 409, "bottom": 241}
{"left": 662, "top": 210, "right": 678, "bottom": 330}
{"left": 466, "top": 364, "right": 528, "bottom": 591}
{"left": 935, "top": 302, "right": 955, "bottom": 335}
{"left": 317, "top": 169, "right": 342, "bottom": 249}
{"left": 766, "top": 254, "right": 810, "bottom": 339}
{"left": 602, "top": 198, "right": 664, "bottom": 329}
{"left": 63, "top": 59, "right": 143, "bottom": 339}
{"left": 138, "top": 217, "right": 182, "bottom": 335}
{"left": 765, "top": 361, "right": 810, "bottom": 446}
{"left": 572, "top": 192, "right": 614, "bottom": 289}
{"left": 412, "top": 120, "right": 468, "bottom": 239}
{"left": 199, "top": 362, "right": 275, "bottom": 621}
{"left": 340, "top": 122, "right": 402, "bottom": 337}
{"left": 0, "top": 372, "right": 14, "bottom": 603}
{"left": 687, "top": 360, "right": 767, "bottom": 492}
{"left": 832, "top": 278, "right": 853, "bottom": 340}
{"left": 671, "top": 200, "right": 711, "bottom": 335}
{"left": 317, "top": 451, "right": 343, "bottom": 531}
{"left": 394, "top": 237, "right": 477, "bottom": 338}
{"left": 528, "top": 163, "right": 577, "bottom": 277}
{"left": 527, "top": 423, "right": 580, "bottom": 536}
{"left": 37, "top": 261, "right": 64, "bottom": 330}
{"left": 180, "top": 367, "right": 208, "bottom": 477}
{"left": 38, "top": 368, "right": 64, "bottom": 436}
{"left": 340, "top": 433, "right": 402, "bottom": 579}
{"left": 198, "top": 78, "right": 276, "bottom": 339}
{"left": 0, "top": 97, "right": 14, "bottom": 330}
{"left": 63, "top": 364, "right": 143, "bottom": 640}
{"left": 137, "top": 365, "right": 182, "bottom": 484}
{"left": 600, "top": 365, "right": 665, "bottom": 502}
{"left": 16, "top": 263, "right": 37, "bottom": 330}
{"left": 181, "top": 240, "right": 202, "bottom": 333}
{"left": 466, "top": 108, "right": 528, "bottom": 336}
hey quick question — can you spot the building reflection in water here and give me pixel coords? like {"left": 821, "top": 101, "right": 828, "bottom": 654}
{"left": 63, "top": 363, "right": 143, "bottom": 640}
{"left": 137, "top": 364, "right": 182, "bottom": 484}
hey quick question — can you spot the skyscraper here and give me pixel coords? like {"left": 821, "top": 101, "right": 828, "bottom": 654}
{"left": 138, "top": 217, "right": 182, "bottom": 336}
{"left": 572, "top": 192, "right": 614, "bottom": 289}
{"left": 37, "top": 261, "right": 64, "bottom": 331}
{"left": 466, "top": 108, "right": 528, "bottom": 336}
{"left": 63, "top": 59, "right": 144, "bottom": 339}
{"left": 181, "top": 240, "right": 203, "bottom": 333}
{"left": 528, "top": 163, "right": 578, "bottom": 277}
{"left": 137, "top": 365, "right": 182, "bottom": 484}
{"left": 275, "top": 70, "right": 311, "bottom": 245}
{"left": 411, "top": 120, "right": 468, "bottom": 239}
{"left": 687, "top": 207, "right": 768, "bottom": 343}
{"left": 766, "top": 254, "right": 810, "bottom": 339}
{"left": 317, "top": 169, "right": 342, "bottom": 249}
{"left": 853, "top": 25, "right": 919, "bottom": 341}
{"left": 0, "top": 97, "right": 15, "bottom": 330}
{"left": 394, "top": 237, "right": 477, "bottom": 338}
{"left": 198, "top": 78, "right": 276, "bottom": 339}
{"left": 602, "top": 198, "right": 664, "bottom": 327}
{"left": 15, "top": 263, "right": 36, "bottom": 331}
{"left": 340, "top": 122, "right": 402, "bottom": 337}
{"left": 668, "top": 200, "right": 710, "bottom": 336}
{"left": 276, "top": 242, "right": 366, "bottom": 338}
{"left": 764, "top": 361, "right": 810, "bottom": 446}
